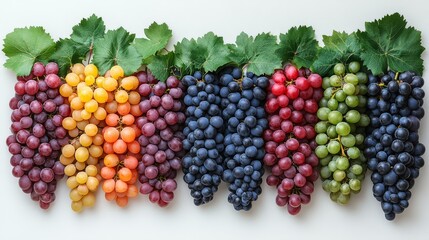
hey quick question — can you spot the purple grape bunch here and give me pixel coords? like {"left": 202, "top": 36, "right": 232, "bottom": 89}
{"left": 135, "top": 71, "right": 186, "bottom": 207}
{"left": 6, "top": 62, "right": 69, "bottom": 209}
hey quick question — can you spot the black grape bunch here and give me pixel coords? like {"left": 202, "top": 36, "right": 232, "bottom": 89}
{"left": 365, "top": 71, "right": 425, "bottom": 221}
{"left": 181, "top": 72, "right": 225, "bottom": 205}
{"left": 354, "top": 12, "right": 426, "bottom": 220}
{"left": 219, "top": 67, "right": 268, "bottom": 211}
{"left": 7, "top": 62, "right": 68, "bottom": 209}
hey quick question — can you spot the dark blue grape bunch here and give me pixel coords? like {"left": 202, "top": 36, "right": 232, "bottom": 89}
{"left": 181, "top": 71, "right": 224, "bottom": 205}
{"left": 365, "top": 71, "right": 425, "bottom": 221}
{"left": 219, "top": 67, "right": 269, "bottom": 211}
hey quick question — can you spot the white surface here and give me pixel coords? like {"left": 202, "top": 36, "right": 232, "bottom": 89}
{"left": 0, "top": 0, "right": 429, "bottom": 239}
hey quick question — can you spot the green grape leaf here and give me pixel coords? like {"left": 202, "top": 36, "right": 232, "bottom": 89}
{"left": 196, "top": 32, "right": 230, "bottom": 72}
{"left": 174, "top": 38, "right": 196, "bottom": 74}
{"left": 147, "top": 52, "right": 175, "bottom": 81}
{"left": 229, "top": 32, "right": 281, "bottom": 75}
{"left": 322, "top": 31, "right": 361, "bottom": 63}
{"left": 92, "top": 27, "right": 142, "bottom": 75}
{"left": 311, "top": 49, "right": 342, "bottom": 76}
{"left": 70, "top": 14, "right": 105, "bottom": 60}
{"left": 228, "top": 32, "right": 254, "bottom": 66}
{"left": 356, "top": 13, "right": 424, "bottom": 75}
{"left": 133, "top": 22, "right": 172, "bottom": 60}
{"left": 277, "top": 26, "right": 318, "bottom": 68}
{"left": 49, "top": 38, "right": 80, "bottom": 77}
{"left": 311, "top": 31, "right": 361, "bottom": 76}
{"left": 174, "top": 33, "right": 230, "bottom": 75}
{"left": 3, "top": 27, "right": 55, "bottom": 76}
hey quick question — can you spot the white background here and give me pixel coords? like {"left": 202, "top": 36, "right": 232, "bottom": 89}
{"left": 0, "top": 0, "right": 428, "bottom": 239}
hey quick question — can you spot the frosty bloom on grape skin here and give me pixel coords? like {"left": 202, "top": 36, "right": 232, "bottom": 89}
{"left": 365, "top": 71, "right": 425, "bottom": 221}
{"left": 220, "top": 67, "right": 268, "bottom": 211}
{"left": 357, "top": 13, "right": 426, "bottom": 221}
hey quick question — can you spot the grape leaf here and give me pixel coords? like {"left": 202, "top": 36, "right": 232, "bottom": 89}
{"left": 196, "top": 32, "right": 230, "bottom": 72}
{"left": 49, "top": 38, "right": 80, "bottom": 77}
{"left": 3, "top": 27, "right": 55, "bottom": 76}
{"left": 311, "top": 31, "right": 361, "bottom": 76}
{"left": 277, "top": 26, "right": 318, "bottom": 68}
{"left": 229, "top": 32, "right": 282, "bottom": 75}
{"left": 356, "top": 13, "right": 424, "bottom": 75}
{"left": 228, "top": 32, "right": 254, "bottom": 66}
{"left": 174, "top": 38, "right": 197, "bottom": 75}
{"left": 322, "top": 31, "right": 360, "bottom": 62}
{"left": 70, "top": 14, "right": 105, "bottom": 61}
{"left": 174, "top": 33, "right": 230, "bottom": 74}
{"left": 133, "top": 22, "right": 172, "bottom": 60}
{"left": 311, "top": 49, "right": 341, "bottom": 76}
{"left": 92, "top": 27, "right": 142, "bottom": 75}
{"left": 147, "top": 52, "right": 174, "bottom": 81}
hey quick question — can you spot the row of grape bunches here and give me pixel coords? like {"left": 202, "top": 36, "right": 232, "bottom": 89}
{"left": 4, "top": 13, "right": 425, "bottom": 221}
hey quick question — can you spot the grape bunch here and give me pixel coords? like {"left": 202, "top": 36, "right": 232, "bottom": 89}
{"left": 220, "top": 68, "right": 268, "bottom": 211}
{"left": 365, "top": 71, "right": 425, "bottom": 220}
{"left": 59, "top": 63, "right": 108, "bottom": 212}
{"left": 100, "top": 66, "right": 141, "bottom": 207}
{"left": 316, "top": 62, "right": 370, "bottom": 204}
{"left": 136, "top": 71, "right": 185, "bottom": 207}
{"left": 264, "top": 65, "right": 322, "bottom": 214}
{"left": 182, "top": 72, "right": 224, "bottom": 205}
{"left": 7, "top": 62, "right": 67, "bottom": 209}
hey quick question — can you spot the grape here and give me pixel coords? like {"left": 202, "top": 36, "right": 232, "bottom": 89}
{"left": 95, "top": 66, "right": 146, "bottom": 208}
{"left": 136, "top": 71, "right": 184, "bottom": 207}
{"left": 220, "top": 68, "right": 267, "bottom": 211}
{"left": 365, "top": 71, "right": 425, "bottom": 220}
{"left": 316, "top": 62, "right": 369, "bottom": 205}
{"left": 6, "top": 62, "right": 67, "bottom": 209}
{"left": 264, "top": 65, "right": 322, "bottom": 215}
{"left": 59, "top": 63, "right": 108, "bottom": 212}
{"left": 181, "top": 71, "right": 224, "bottom": 206}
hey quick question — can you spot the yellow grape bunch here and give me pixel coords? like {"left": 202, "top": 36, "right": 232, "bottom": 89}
{"left": 59, "top": 63, "right": 115, "bottom": 212}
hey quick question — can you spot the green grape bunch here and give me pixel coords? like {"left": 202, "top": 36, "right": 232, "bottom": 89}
{"left": 315, "top": 61, "right": 370, "bottom": 204}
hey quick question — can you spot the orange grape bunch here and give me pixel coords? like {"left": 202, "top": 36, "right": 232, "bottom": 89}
{"left": 100, "top": 65, "right": 142, "bottom": 207}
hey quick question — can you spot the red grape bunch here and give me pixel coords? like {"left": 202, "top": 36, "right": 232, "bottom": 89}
{"left": 263, "top": 64, "right": 323, "bottom": 215}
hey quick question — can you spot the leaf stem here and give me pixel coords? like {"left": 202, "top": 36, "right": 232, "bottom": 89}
{"left": 87, "top": 44, "right": 94, "bottom": 63}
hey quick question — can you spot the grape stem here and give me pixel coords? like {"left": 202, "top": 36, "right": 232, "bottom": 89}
{"left": 330, "top": 88, "right": 340, "bottom": 99}
{"left": 242, "top": 64, "right": 249, "bottom": 77}
{"left": 337, "top": 136, "right": 346, "bottom": 157}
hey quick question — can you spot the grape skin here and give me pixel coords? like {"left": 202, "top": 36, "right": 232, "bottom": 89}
{"left": 60, "top": 63, "right": 104, "bottom": 212}
{"left": 316, "top": 62, "right": 369, "bottom": 205}
{"left": 220, "top": 68, "right": 267, "bottom": 211}
{"left": 7, "top": 62, "right": 67, "bottom": 209}
{"left": 181, "top": 72, "right": 224, "bottom": 205}
{"left": 264, "top": 65, "right": 322, "bottom": 215}
{"left": 365, "top": 71, "right": 425, "bottom": 221}
{"left": 136, "top": 71, "right": 185, "bottom": 207}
